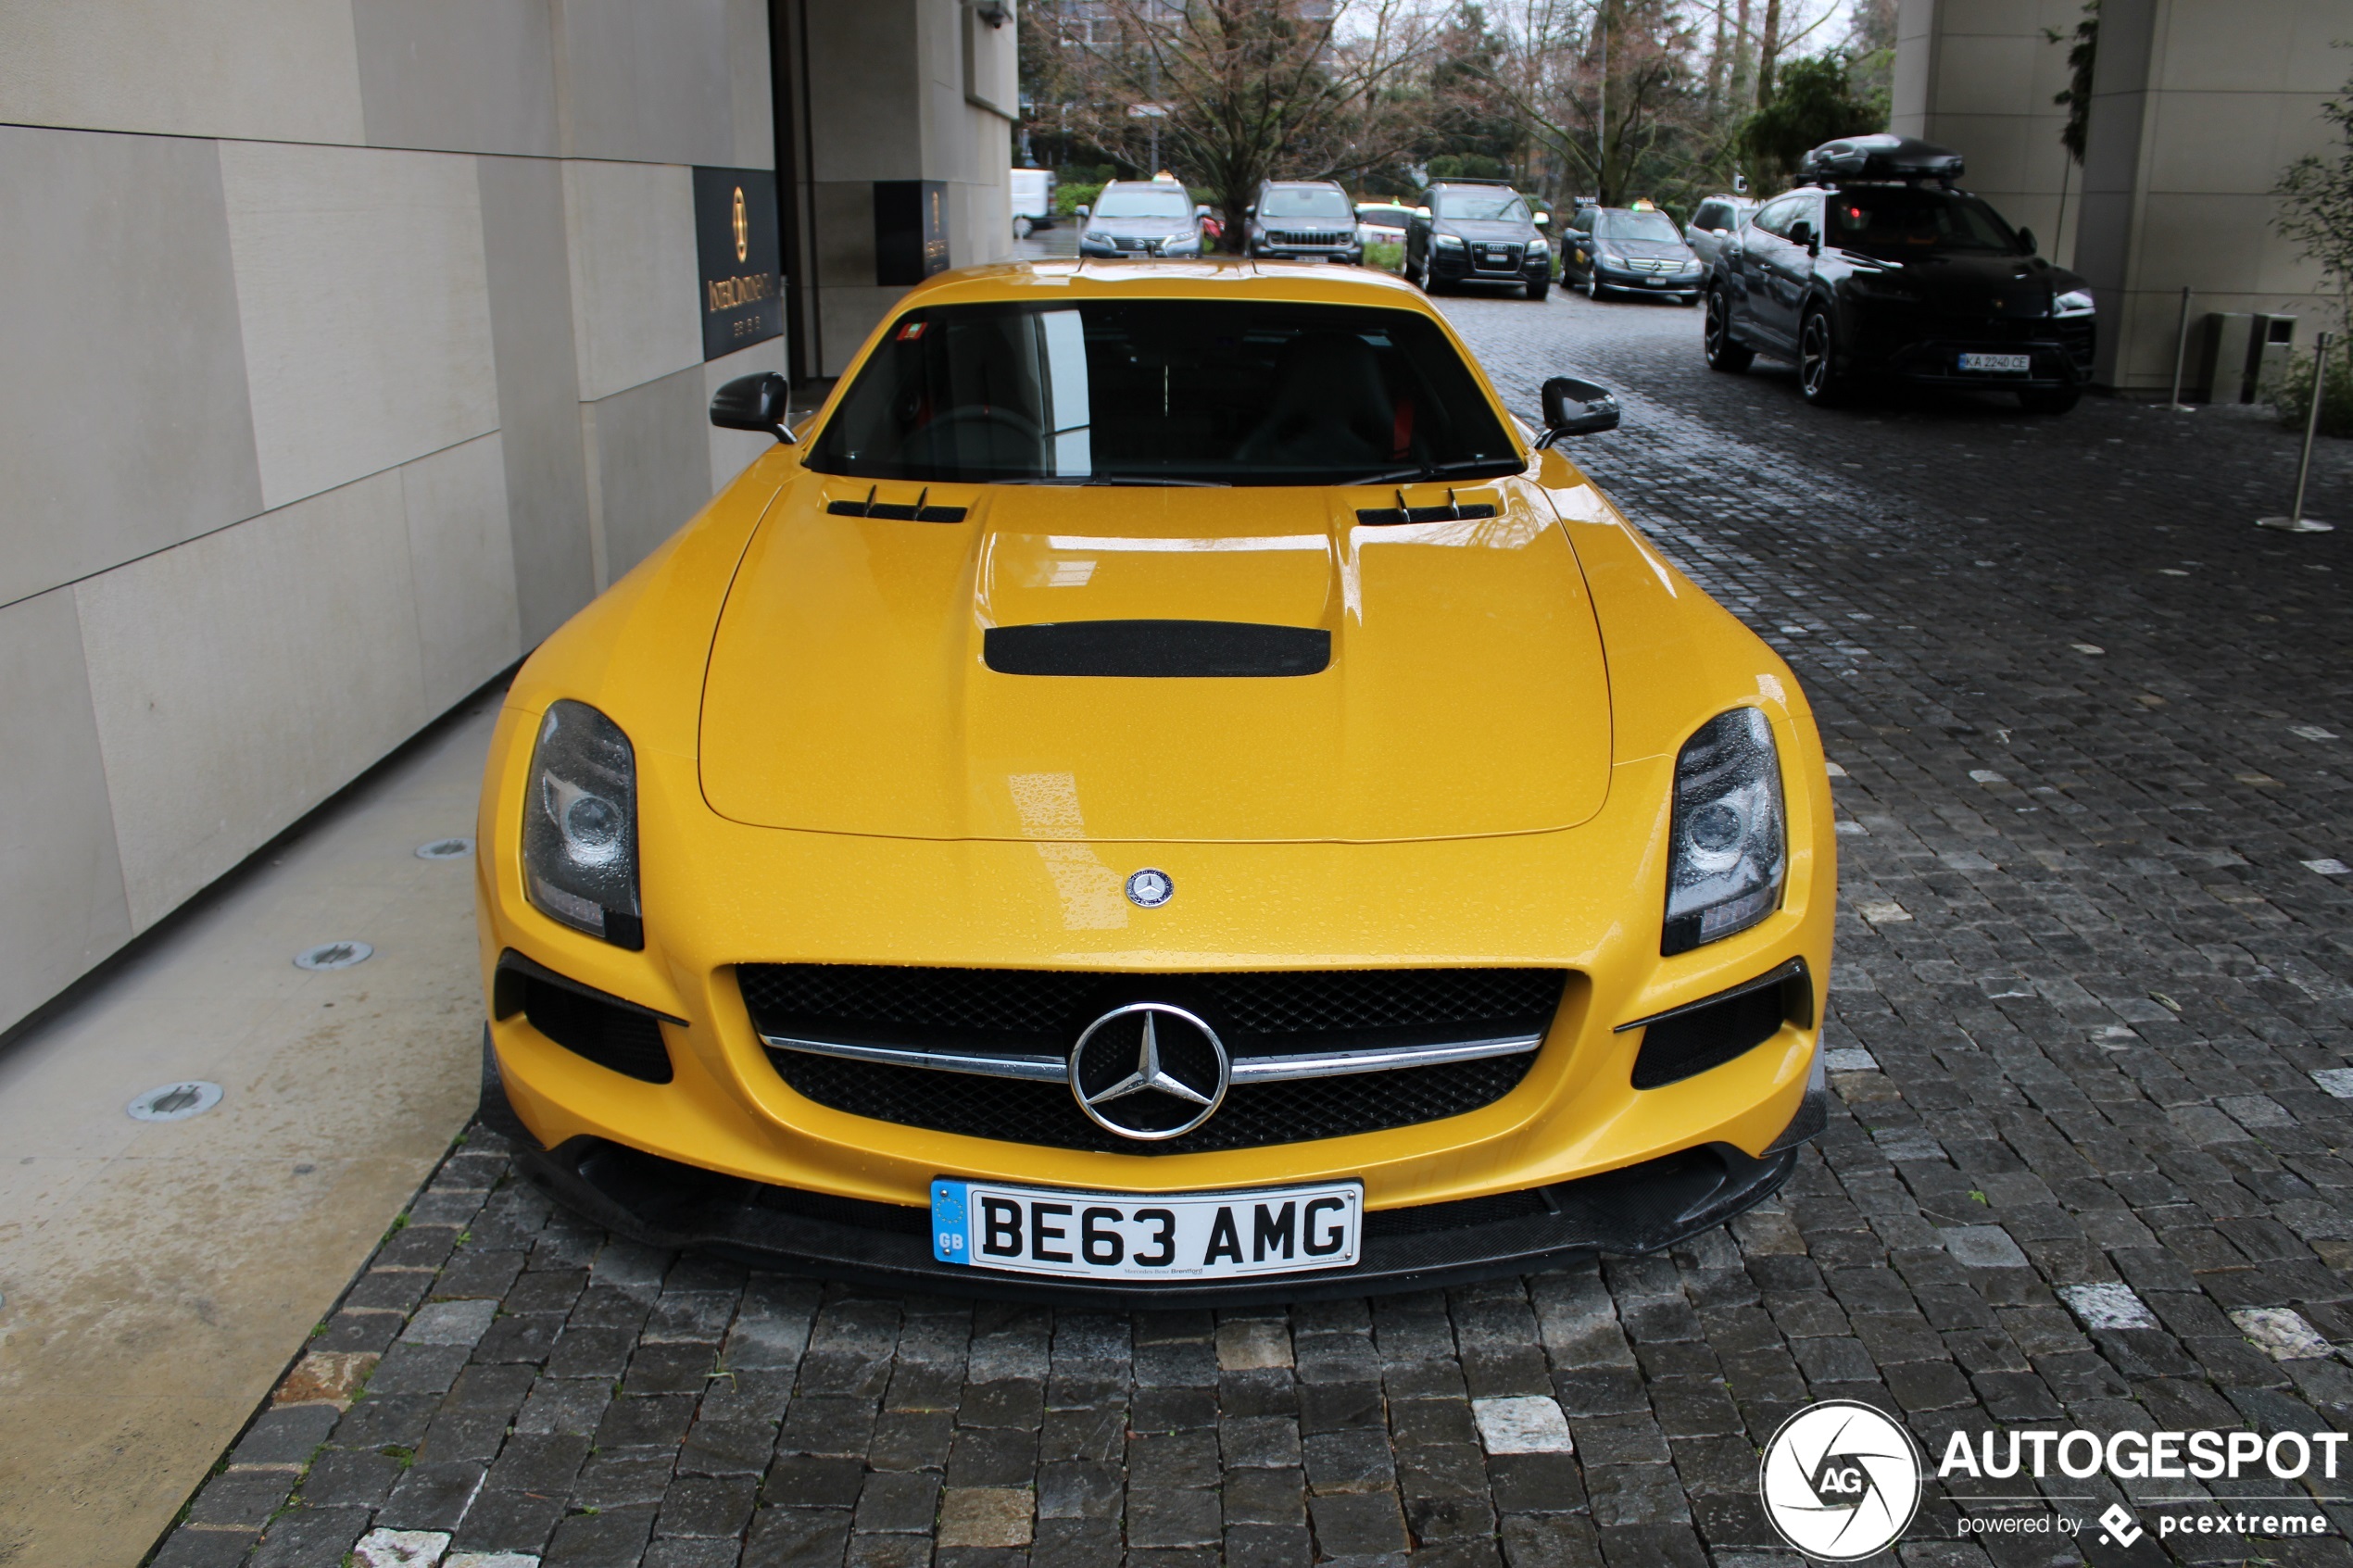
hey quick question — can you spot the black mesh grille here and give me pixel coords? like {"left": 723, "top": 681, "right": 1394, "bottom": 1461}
{"left": 522, "top": 978, "right": 672, "bottom": 1084}
{"left": 737, "top": 964, "right": 1565, "bottom": 1153}
{"left": 767, "top": 1049, "right": 1534, "bottom": 1154}
{"left": 738, "top": 963, "right": 1566, "bottom": 1057}
{"left": 1630, "top": 983, "right": 1788, "bottom": 1090}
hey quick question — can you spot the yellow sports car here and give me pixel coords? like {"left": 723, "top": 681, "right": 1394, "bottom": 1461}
{"left": 475, "top": 259, "right": 1834, "bottom": 1302}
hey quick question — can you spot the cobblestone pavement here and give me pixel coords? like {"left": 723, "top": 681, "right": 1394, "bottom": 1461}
{"left": 153, "top": 289, "right": 2351, "bottom": 1568}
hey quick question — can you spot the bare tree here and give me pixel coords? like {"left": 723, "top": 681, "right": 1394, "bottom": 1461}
{"left": 1059, "top": 0, "right": 1441, "bottom": 251}
{"left": 1478, "top": 0, "right": 1703, "bottom": 207}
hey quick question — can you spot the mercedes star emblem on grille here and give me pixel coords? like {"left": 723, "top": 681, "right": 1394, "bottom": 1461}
{"left": 1125, "top": 868, "right": 1174, "bottom": 908}
{"left": 1069, "top": 1002, "right": 1228, "bottom": 1140}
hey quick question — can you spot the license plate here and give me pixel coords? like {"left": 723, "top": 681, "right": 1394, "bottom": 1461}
{"left": 1643, "top": 277, "right": 1667, "bottom": 286}
{"left": 1958, "top": 352, "right": 2031, "bottom": 374}
{"left": 932, "top": 1178, "right": 1362, "bottom": 1281}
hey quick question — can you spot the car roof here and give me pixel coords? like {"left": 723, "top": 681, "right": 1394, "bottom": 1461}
{"left": 1264, "top": 179, "right": 1345, "bottom": 189}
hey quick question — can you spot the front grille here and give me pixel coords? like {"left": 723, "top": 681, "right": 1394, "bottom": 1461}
{"left": 770, "top": 1048, "right": 1534, "bottom": 1155}
{"left": 1269, "top": 229, "right": 1350, "bottom": 246}
{"left": 1629, "top": 963, "right": 1806, "bottom": 1090}
{"left": 739, "top": 964, "right": 1567, "bottom": 1152}
{"left": 1472, "top": 242, "right": 1522, "bottom": 270}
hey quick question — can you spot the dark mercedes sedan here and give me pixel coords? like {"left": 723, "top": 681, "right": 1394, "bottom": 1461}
{"left": 1702, "top": 135, "right": 2095, "bottom": 413}
{"left": 1561, "top": 204, "right": 1705, "bottom": 303}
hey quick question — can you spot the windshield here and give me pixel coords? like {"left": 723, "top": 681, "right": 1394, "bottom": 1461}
{"left": 809, "top": 300, "right": 1519, "bottom": 486}
{"left": 1094, "top": 186, "right": 1194, "bottom": 220}
{"left": 1434, "top": 190, "right": 1529, "bottom": 222}
{"left": 1263, "top": 187, "right": 1352, "bottom": 220}
{"left": 1598, "top": 211, "right": 1682, "bottom": 244}
{"left": 1826, "top": 187, "right": 2021, "bottom": 254}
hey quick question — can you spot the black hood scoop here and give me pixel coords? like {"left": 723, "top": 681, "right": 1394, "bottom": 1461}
{"left": 984, "top": 620, "right": 1331, "bottom": 678}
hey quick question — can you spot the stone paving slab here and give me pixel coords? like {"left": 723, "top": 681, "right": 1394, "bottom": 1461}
{"left": 149, "top": 291, "right": 2350, "bottom": 1568}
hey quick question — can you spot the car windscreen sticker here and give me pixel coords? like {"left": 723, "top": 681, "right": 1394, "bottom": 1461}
{"left": 931, "top": 1179, "right": 971, "bottom": 1264}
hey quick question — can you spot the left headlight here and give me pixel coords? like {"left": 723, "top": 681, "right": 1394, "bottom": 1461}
{"left": 1662, "top": 709, "right": 1787, "bottom": 955}
{"left": 523, "top": 699, "right": 642, "bottom": 948}
{"left": 2055, "top": 288, "right": 2095, "bottom": 317}
{"left": 1436, "top": 232, "right": 1466, "bottom": 250}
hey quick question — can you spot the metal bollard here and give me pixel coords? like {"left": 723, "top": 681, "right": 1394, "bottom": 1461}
{"left": 2168, "top": 286, "right": 2196, "bottom": 411}
{"left": 2259, "top": 329, "right": 2338, "bottom": 533}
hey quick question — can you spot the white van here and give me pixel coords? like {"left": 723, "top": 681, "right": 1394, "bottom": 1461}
{"left": 1011, "top": 168, "right": 1055, "bottom": 234}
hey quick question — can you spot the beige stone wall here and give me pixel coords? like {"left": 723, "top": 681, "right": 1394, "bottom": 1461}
{"left": 0, "top": 0, "right": 785, "bottom": 1034}
{"left": 796, "top": 0, "right": 1016, "bottom": 376}
{"left": 1896, "top": 0, "right": 2353, "bottom": 391}
{"left": 1893, "top": 0, "right": 2090, "bottom": 265}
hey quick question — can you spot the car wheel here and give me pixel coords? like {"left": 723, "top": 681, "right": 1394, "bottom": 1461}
{"left": 1703, "top": 291, "right": 1754, "bottom": 373}
{"left": 1798, "top": 307, "right": 1846, "bottom": 407}
{"left": 1581, "top": 272, "right": 1601, "bottom": 300}
{"left": 1525, "top": 275, "right": 1549, "bottom": 301}
{"left": 1418, "top": 251, "right": 1442, "bottom": 294}
{"left": 2018, "top": 387, "right": 2080, "bottom": 415}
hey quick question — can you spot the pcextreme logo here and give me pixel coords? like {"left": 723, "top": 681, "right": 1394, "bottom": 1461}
{"left": 1760, "top": 1400, "right": 1925, "bottom": 1560}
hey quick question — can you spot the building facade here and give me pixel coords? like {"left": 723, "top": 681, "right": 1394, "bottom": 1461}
{"left": 0, "top": 0, "right": 1013, "bottom": 1037}
{"left": 1894, "top": 0, "right": 2353, "bottom": 390}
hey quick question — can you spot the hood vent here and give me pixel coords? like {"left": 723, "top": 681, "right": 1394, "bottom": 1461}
{"left": 984, "top": 620, "right": 1331, "bottom": 678}
{"left": 827, "top": 485, "right": 966, "bottom": 523}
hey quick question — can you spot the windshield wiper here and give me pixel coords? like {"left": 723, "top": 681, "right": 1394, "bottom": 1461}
{"left": 1340, "top": 457, "right": 1525, "bottom": 487}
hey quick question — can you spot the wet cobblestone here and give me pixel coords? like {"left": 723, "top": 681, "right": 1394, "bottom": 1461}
{"left": 153, "top": 290, "right": 2350, "bottom": 1568}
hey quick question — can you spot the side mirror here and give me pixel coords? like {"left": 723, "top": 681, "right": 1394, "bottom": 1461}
{"left": 1195, "top": 204, "right": 1210, "bottom": 218}
{"left": 1244, "top": 203, "right": 1257, "bottom": 216}
{"left": 2017, "top": 226, "right": 2038, "bottom": 255}
{"left": 1075, "top": 203, "right": 1089, "bottom": 219}
{"left": 1538, "top": 376, "right": 1619, "bottom": 444}
{"left": 1534, "top": 212, "right": 1551, "bottom": 227}
{"left": 1415, "top": 206, "right": 1431, "bottom": 218}
{"left": 711, "top": 371, "right": 795, "bottom": 444}
{"left": 1788, "top": 220, "right": 1818, "bottom": 254}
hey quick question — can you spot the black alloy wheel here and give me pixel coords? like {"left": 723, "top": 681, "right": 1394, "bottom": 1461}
{"left": 1798, "top": 307, "right": 1845, "bottom": 406}
{"left": 1704, "top": 290, "right": 1753, "bottom": 373}
{"left": 1525, "top": 273, "right": 1549, "bottom": 301}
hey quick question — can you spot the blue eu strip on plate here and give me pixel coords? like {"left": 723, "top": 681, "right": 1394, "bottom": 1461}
{"left": 932, "top": 1180, "right": 971, "bottom": 1265}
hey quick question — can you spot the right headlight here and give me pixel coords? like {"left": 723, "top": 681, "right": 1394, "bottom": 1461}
{"left": 1435, "top": 232, "right": 1466, "bottom": 250}
{"left": 522, "top": 699, "right": 642, "bottom": 948}
{"left": 2055, "top": 288, "right": 2095, "bottom": 317}
{"left": 1662, "top": 709, "right": 1787, "bottom": 955}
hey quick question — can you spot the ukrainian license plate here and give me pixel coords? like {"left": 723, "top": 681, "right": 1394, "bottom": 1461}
{"left": 931, "top": 1178, "right": 1363, "bottom": 1281}
{"left": 1958, "top": 352, "right": 2031, "bottom": 374}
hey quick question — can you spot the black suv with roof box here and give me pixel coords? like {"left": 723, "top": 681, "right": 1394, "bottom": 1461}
{"left": 1701, "top": 134, "right": 2096, "bottom": 412}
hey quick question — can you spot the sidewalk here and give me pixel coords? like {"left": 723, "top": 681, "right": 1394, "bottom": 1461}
{"left": 0, "top": 691, "right": 499, "bottom": 1566}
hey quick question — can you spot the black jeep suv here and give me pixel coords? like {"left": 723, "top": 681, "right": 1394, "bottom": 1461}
{"left": 1701, "top": 134, "right": 2095, "bottom": 412}
{"left": 1405, "top": 180, "right": 1552, "bottom": 299}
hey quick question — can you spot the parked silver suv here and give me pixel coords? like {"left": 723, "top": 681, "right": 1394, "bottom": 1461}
{"left": 1683, "top": 194, "right": 1758, "bottom": 270}
{"left": 1247, "top": 180, "right": 1363, "bottom": 265}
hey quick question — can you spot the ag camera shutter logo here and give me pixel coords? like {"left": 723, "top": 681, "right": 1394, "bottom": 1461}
{"left": 1760, "top": 1400, "right": 1924, "bottom": 1560}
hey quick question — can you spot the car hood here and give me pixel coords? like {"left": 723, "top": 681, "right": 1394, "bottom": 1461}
{"left": 1088, "top": 214, "right": 1196, "bottom": 236}
{"left": 698, "top": 477, "right": 1613, "bottom": 843}
{"left": 1839, "top": 251, "right": 2083, "bottom": 313}
{"left": 1599, "top": 239, "right": 1693, "bottom": 261}
{"left": 1439, "top": 220, "right": 1534, "bottom": 243}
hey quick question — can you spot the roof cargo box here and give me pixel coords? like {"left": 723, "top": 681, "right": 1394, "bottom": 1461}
{"left": 1799, "top": 134, "right": 1964, "bottom": 184}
